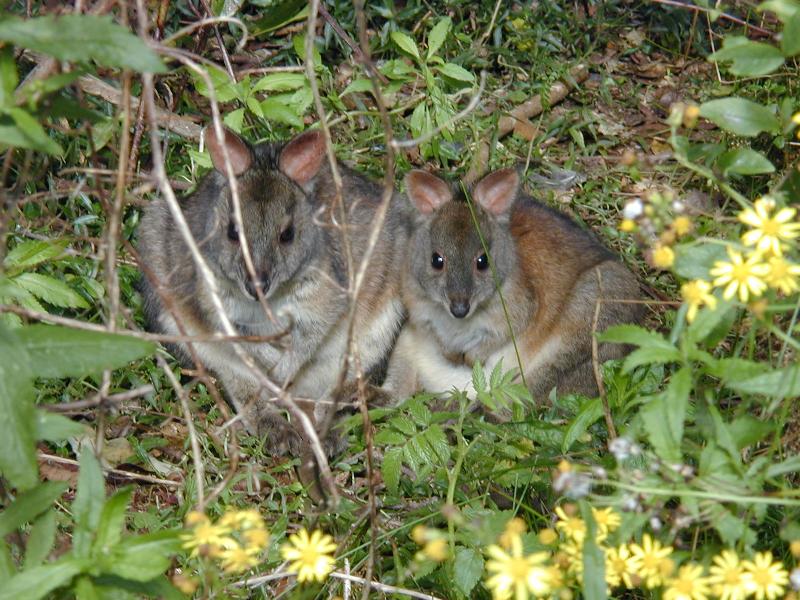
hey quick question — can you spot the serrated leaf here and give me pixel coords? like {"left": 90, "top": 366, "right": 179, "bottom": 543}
{"left": 437, "top": 62, "right": 475, "bottom": 82}
{"left": 382, "top": 447, "right": 403, "bottom": 495}
{"left": 12, "top": 273, "right": 89, "bottom": 309}
{"left": 18, "top": 325, "right": 155, "bottom": 378}
{"left": 640, "top": 367, "right": 691, "bottom": 462}
{"left": 222, "top": 107, "right": 245, "bottom": 132}
{"left": 373, "top": 429, "right": 408, "bottom": 445}
{"left": 260, "top": 97, "right": 303, "bottom": 128}
{"left": 699, "top": 97, "right": 780, "bottom": 137}
{"left": 599, "top": 324, "right": 676, "bottom": 351}
{"left": 24, "top": 509, "right": 57, "bottom": 569}
{"left": 391, "top": 31, "right": 420, "bottom": 60}
{"left": 0, "top": 15, "right": 165, "bottom": 73}
{"left": 472, "top": 360, "right": 487, "bottom": 394}
{"left": 252, "top": 72, "right": 307, "bottom": 92}
{"left": 0, "top": 323, "right": 38, "bottom": 490}
{"left": 72, "top": 450, "right": 105, "bottom": 559}
{"left": 0, "top": 481, "right": 68, "bottom": 537}
{"left": 725, "top": 365, "right": 800, "bottom": 398}
{"left": 409, "top": 102, "right": 427, "bottom": 138}
{"left": 388, "top": 415, "right": 417, "bottom": 436}
{"left": 453, "top": 546, "right": 483, "bottom": 596}
{"left": 98, "top": 530, "right": 181, "bottom": 582}
{"left": 717, "top": 147, "right": 775, "bottom": 176}
{"left": 782, "top": 11, "right": 800, "bottom": 55}
{"left": 427, "top": 17, "right": 451, "bottom": 60}
{"left": 3, "top": 239, "right": 67, "bottom": 270}
{"left": 708, "top": 36, "right": 784, "bottom": 76}
{"left": 0, "top": 558, "right": 89, "bottom": 600}
{"left": 94, "top": 487, "right": 133, "bottom": 554}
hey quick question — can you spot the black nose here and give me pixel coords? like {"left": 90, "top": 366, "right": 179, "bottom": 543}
{"left": 450, "top": 299, "right": 470, "bottom": 318}
{"left": 245, "top": 272, "right": 271, "bottom": 299}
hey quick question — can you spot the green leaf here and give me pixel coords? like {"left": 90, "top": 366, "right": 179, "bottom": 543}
{"left": 73, "top": 449, "right": 105, "bottom": 559}
{"left": 5, "top": 108, "right": 63, "bottom": 156}
{"left": 382, "top": 447, "right": 403, "bottom": 495}
{"left": 409, "top": 102, "right": 428, "bottom": 138}
{"left": 94, "top": 488, "right": 133, "bottom": 554}
{"left": 708, "top": 36, "right": 785, "bottom": 76}
{"left": 191, "top": 66, "right": 240, "bottom": 102}
{"left": 35, "top": 410, "right": 89, "bottom": 441}
{"left": 717, "top": 147, "right": 775, "bottom": 176}
{"left": 0, "top": 481, "right": 68, "bottom": 537}
{"left": 640, "top": 367, "right": 691, "bottom": 462}
{"left": 0, "top": 558, "right": 89, "bottom": 600}
{"left": 599, "top": 325, "right": 681, "bottom": 371}
{"left": 0, "top": 540, "right": 14, "bottom": 579}
{"left": 292, "top": 33, "right": 321, "bottom": 69}
{"left": 12, "top": 273, "right": 89, "bottom": 309}
{"left": 427, "top": 17, "right": 451, "bottom": 60}
{"left": 782, "top": 11, "right": 800, "bottom": 55}
{"left": 725, "top": 365, "right": 800, "bottom": 398}
{"left": 562, "top": 397, "right": 603, "bottom": 452}
{"left": 3, "top": 239, "right": 67, "bottom": 271}
{"left": 0, "top": 47, "right": 18, "bottom": 109}
{"left": 767, "top": 454, "right": 800, "bottom": 478}
{"left": 222, "top": 107, "right": 245, "bottom": 132}
{"left": 453, "top": 546, "right": 483, "bottom": 596}
{"left": 391, "top": 31, "right": 421, "bottom": 60}
{"left": 699, "top": 97, "right": 780, "bottom": 137}
{"left": 24, "top": 509, "right": 57, "bottom": 569}
{"left": 580, "top": 503, "right": 607, "bottom": 600}
{"left": 0, "top": 15, "right": 165, "bottom": 73}
{"left": 437, "top": 62, "right": 475, "bottom": 82}
{"left": 252, "top": 72, "right": 307, "bottom": 92}
{"left": 0, "top": 323, "right": 38, "bottom": 490}
{"left": 472, "top": 360, "right": 487, "bottom": 395}
{"left": 687, "top": 301, "right": 734, "bottom": 347}
{"left": 98, "top": 530, "right": 181, "bottom": 582}
{"left": 18, "top": 325, "right": 155, "bottom": 378}
{"left": 759, "top": 0, "right": 800, "bottom": 22}
{"left": 259, "top": 97, "right": 303, "bottom": 128}
{"left": 250, "top": 0, "right": 307, "bottom": 35}
{"left": 340, "top": 77, "right": 374, "bottom": 96}
{"left": 673, "top": 242, "right": 728, "bottom": 280}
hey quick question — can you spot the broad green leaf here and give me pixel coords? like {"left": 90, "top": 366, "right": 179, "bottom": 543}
{"left": 251, "top": 0, "right": 307, "bottom": 35}
{"left": 687, "top": 301, "right": 734, "bottom": 348}
{"left": 24, "top": 509, "right": 57, "bottom": 569}
{"left": 0, "top": 15, "right": 165, "bottom": 73}
{"left": 191, "top": 66, "right": 239, "bottom": 102}
{"left": 252, "top": 72, "right": 307, "bottom": 92}
{"left": 673, "top": 242, "right": 728, "bottom": 280}
{"left": 222, "top": 107, "right": 245, "bottom": 132}
{"left": 767, "top": 454, "right": 800, "bottom": 478}
{"left": 3, "top": 239, "right": 68, "bottom": 271}
{"left": 699, "top": 97, "right": 780, "bottom": 137}
{"left": 759, "top": 0, "right": 800, "bottom": 21}
{"left": 0, "top": 481, "right": 68, "bottom": 537}
{"left": 409, "top": 102, "right": 428, "bottom": 138}
{"left": 599, "top": 324, "right": 675, "bottom": 351}
{"left": 725, "top": 365, "right": 800, "bottom": 398}
{"left": 98, "top": 530, "right": 181, "bottom": 582}
{"left": 437, "top": 62, "right": 475, "bottom": 82}
{"left": 640, "top": 367, "right": 691, "bottom": 462}
{"left": 18, "top": 325, "right": 155, "bottom": 378}
{"left": 5, "top": 108, "right": 63, "bottom": 156}
{"left": 0, "top": 540, "right": 14, "bottom": 579}
{"left": 340, "top": 77, "right": 374, "bottom": 96}
{"left": 73, "top": 450, "right": 105, "bottom": 559}
{"left": 710, "top": 357, "right": 771, "bottom": 382}
{"left": 391, "top": 31, "right": 421, "bottom": 60}
{"left": 708, "top": 36, "right": 784, "bottom": 76}
{"left": 0, "top": 323, "right": 38, "bottom": 490}
{"left": 562, "top": 397, "right": 603, "bottom": 452}
{"left": 35, "top": 410, "right": 88, "bottom": 441}
{"left": 15, "top": 71, "right": 82, "bottom": 107}
{"left": 292, "top": 33, "right": 321, "bottom": 68}
{"left": 373, "top": 429, "right": 407, "bottom": 445}
{"left": 729, "top": 416, "right": 773, "bottom": 451}
{"left": 260, "top": 97, "right": 304, "bottom": 128}
{"left": 246, "top": 95, "right": 264, "bottom": 118}
{"left": 94, "top": 488, "right": 133, "bottom": 554}
{"left": 427, "top": 17, "right": 451, "bottom": 60}
{"left": 0, "top": 558, "right": 89, "bottom": 600}
{"left": 13, "top": 273, "right": 89, "bottom": 309}
{"left": 717, "top": 147, "right": 775, "bottom": 176}
{"left": 580, "top": 503, "right": 607, "bottom": 600}
{"left": 453, "top": 546, "right": 483, "bottom": 596}
{"left": 0, "top": 47, "right": 17, "bottom": 108}
{"left": 382, "top": 447, "right": 403, "bottom": 495}
{"left": 783, "top": 11, "right": 800, "bottom": 55}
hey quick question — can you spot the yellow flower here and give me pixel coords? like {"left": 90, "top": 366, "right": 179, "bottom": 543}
{"left": 555, "top": 506, "right": 586, "bottom": 544}
{"left": 411, "top": 525, "right": 428, "bottom": 544}
{"left": 538, "top": 528, "right": 558, "bottom": 545}
{"left": 180, "top": 518, "right": 231, "bottom": 558}
{"left": 742, "top": 551, "right": 789, "bottom": 600}
{"left": 619, "top": 218, "right": 636, "bottom": 232}
{"left": 664, "top": 563, "right": 712, "bottom": 600}
{"left": 710, "top": 248, "right": 770, "bottom": 302}
{"left": 591, "top": 507, "right": 621, "bottom": 536}
{"left": 281, "top": 528, "right": 337, "bottom": 583}
{"left": 420, "top": 538, "right": 449, "bottom": 562}
{"left": 765, "top": 255, "right": 800, "bottom": 295}
{"left": 485, "top": 535, "right": 551, "bottom": 599}
{"left": 499, "top": 518, "right": 528, "bottom": 549}
{"left": 672, "top": 216, "right": 693, "bottom": 236}
{"left": 629, "top": 534, "right": 674, "bottom": 588}
{"left": 681, "top": 279, "right": 718, "bottom": 322}
{"left": 793, "top": 111, "right": 800, "bottom": 125}
{"left": 218, "top": 542, "right": 260, "bottom": 573}
{"left": 652, "top": 244, "right": 675, "bottom": 269}
{"left": 184, "top": 511, "right": 209, "bottom": 527}
{"left": 243, "top": 526, "right": 270, "bottom": 552}
{"left": 605, "top": 544, "right": 639, "bottom": 589}
{"left": 738, "top": 197, "right": 800, "bottom": 256}
{"left": 790, "top": 540, "right": 800, "bottom": 558}
{"left": 709, "top": 550, "right": 754, "bottom": 600}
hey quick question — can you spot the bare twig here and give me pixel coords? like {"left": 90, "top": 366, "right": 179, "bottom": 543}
{"left": 39, "top": 452, "right": 181, "bottom": 487}
{"left": 43, "top": 384, "right": 155, "bottom": 413}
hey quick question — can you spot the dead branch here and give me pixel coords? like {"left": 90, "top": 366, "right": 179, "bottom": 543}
{"left": 39, "top": 452, "right": 182, "bottom": 487}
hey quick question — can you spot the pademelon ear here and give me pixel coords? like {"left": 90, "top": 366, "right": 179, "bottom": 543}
{"left": 279, "top": 130, "right": 327, "bottom": 186}
{"left": 404, "top": 170, "right": 452, "bottom": 215}
{"left": 205, "top": 126, "right": 253, "bottom": 175}
{"left": 473, "top": 168, "right": 519, "bottom": 216}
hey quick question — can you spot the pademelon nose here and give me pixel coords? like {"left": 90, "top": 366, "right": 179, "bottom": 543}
{"left": 450, "top": 300, "right": 470, "bottom": 318}
{"left": 245, "top": 273, "right": 271, "bottom": 299}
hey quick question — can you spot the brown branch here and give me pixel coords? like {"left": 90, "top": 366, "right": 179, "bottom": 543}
{"left": 42, "top": 384, "right": 155, "bottom": 413}
{"left": 39, "top": 452, "right": 181, "bottom": 487}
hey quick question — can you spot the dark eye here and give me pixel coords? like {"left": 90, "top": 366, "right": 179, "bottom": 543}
{"left": 476, "top": 253, "right": 489, "bottom": 271}
{"left": 431, "top": 252, "right": 444, "bottom": 270}
{"left": 227, "top": 221, "right": 239, "bottom": 242}
{"left": 279, "top": 224, "right": 295, "bottom": 244}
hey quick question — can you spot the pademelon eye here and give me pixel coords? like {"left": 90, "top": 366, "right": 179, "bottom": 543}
{"left": 431, "top": 252, "right": 444, "bottom": 270}
{"left": 227, "top": 221, "right": 239, "bottom": 242}
{"left": 279, "top": 224, "right": 295, "bottom": 244}
{"left": 476, "top": 253, "right": 489, "bottom": 271}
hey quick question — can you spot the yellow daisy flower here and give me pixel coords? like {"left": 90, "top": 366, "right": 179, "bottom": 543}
{"left": 619, "top": 218, "right": 636, "bottom": 232}
{"left": 499, "top": 518, "right": 528, "bottom": 549}
{"left": 555, "top": 506, "right": 586, "bottom": 544}
{"left": 485, "top": 535, "right": 551, "bottom": 600}
{"left": 605, "top": 544, "right": 639, "bottom": 589}
{"left": 738, "top": 197, "right": 800, "bottom": 256}
{"left": 281, "top": 528, "right": 337, "bottom": 583}
{"left": 243, "top": 526, "right": 270, "bottom": 552}
{"left": 664, "top": 563, "right": 712, "bottom": 600}
{"left": 420, "top": 538, "right": 449, "bottom": 562}
{"left": 709, "top": 550, "right": 754, "bottom": 600}
{"left": 652, "top": 244, "right": 676, "bottom": 269}
{"left": 180, "top": 516, "right": 231, "bottom": 558}
{"left": 765, "top": 255, "right": 800, "bottom": 295}
{"left": 672, "top": 215, "right": 693, "bottom": 236}
{"left": 743, "top": 551, "right": 789, "bottom": 600}
{"left": 538, "top": 528, "right": 558, "bottom": 545}
{"left": 710, "top": 248, "right": 770, "bottom": 302}
{"left": 218, "top": 542, "right": 260, "bottom": 573}
{"left": 629, "top": 534, "right": 674, "bottom": 588}
{"left": 591, "top": 507, "right": 621, "bottom": 536}
{"left": 681, "top": 279, "right": 718, "bottom": 322}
